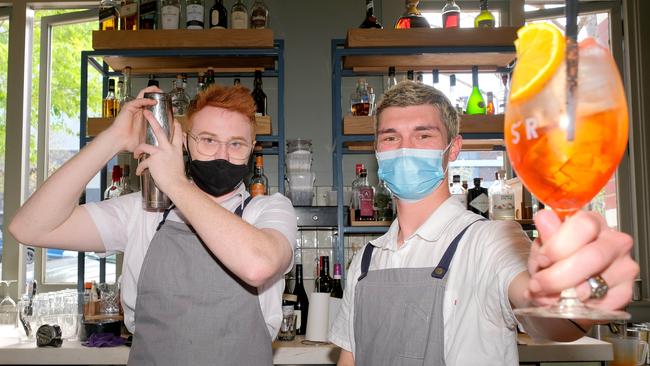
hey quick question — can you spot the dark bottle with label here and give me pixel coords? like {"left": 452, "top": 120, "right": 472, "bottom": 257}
{"left": 315, "top": 256, "right": 332, "bottom": 293}
{"left": 251, "top": 70, "right": 267, "bottom": 116}
{"left": 292, "top": 264, "right": 309, "bottom": 335}
{"left": 468, "top": 177, "right": 489, "bottom": 218}
{"left": 359, "top": 0, "right": 382, "bottom": 29}
{"left": 331, "top": 263, "right": 344, "bottom": 299}
{"left": 210, "top": 0, "right": 228, "bottom": 29}
{"left": 139, "top": 0, "right": 158, "bottom": 29}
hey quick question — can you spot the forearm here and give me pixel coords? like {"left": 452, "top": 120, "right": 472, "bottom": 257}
{"left": 9, "top": 130, "right": 121, "bottom": 244}
{"left": 167, "top": 181, "right": 291, "bottom": 287}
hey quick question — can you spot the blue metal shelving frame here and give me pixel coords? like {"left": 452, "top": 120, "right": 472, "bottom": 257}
{"left": 330, "top": 38, "right": 515, "bottom": 280}
{"left": 76, "top": 40, "right": 286, "bottom": 294}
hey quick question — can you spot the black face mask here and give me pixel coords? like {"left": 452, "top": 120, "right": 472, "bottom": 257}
{"left": 186, "top": 142, "right": 249, "bottom": 197}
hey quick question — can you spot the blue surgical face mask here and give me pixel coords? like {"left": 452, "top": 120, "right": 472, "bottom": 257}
{"left": 376, "top": 146, "right": 450, "bottom": 202}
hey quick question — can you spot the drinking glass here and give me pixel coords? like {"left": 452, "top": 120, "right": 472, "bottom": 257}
{"left": 505, "top": 35, "right": 629, "bottom": 319}
{"left": 0, "top": 280, "right": 19, "bottom": 337}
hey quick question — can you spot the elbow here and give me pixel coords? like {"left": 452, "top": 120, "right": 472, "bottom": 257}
{"left": 8, "top": 217, "right": 31, "bottom": 245}
{"left": 241, "top": 263, "right": 278, "bottom": 287}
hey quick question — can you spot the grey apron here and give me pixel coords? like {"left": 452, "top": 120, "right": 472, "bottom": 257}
{"left": 127, "top": 197, "right": 273, "bottom": 366}
{"left": 353, "top": 220, "right": 484, "bottom": 366}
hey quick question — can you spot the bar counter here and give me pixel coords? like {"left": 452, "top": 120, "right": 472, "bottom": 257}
{"left": 0, "top": 334, "right": 612, "bottom": 365}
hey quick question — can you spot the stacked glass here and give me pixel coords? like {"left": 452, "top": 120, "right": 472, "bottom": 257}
{"left": 285, "top": 139, "right": 314, "bottom": 206}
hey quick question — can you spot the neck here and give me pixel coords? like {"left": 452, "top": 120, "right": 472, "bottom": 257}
{"left": 395, "top": 178, "right": 450, "bottom": 247}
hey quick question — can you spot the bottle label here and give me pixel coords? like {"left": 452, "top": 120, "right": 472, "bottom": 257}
{"left": 251, "top": 14, "right": 266, "bottom": 29}
{"left": 294, "top": 309, "right": 302, "bottom": 330}
{"left": 121, "top": 3, "right": 138, "bottom": 16}
{"left": 232, "top": 11, "right": 247, "bottom": 29}
{"left": 469, "top": 193, "right": 489, "bottom": 214}
{"left": 491, "top": 193, "right": 515, "bottom": 219}
{"left": 477, "top": 19, "right": 495, "bottom": 28}
{"left": 250, "top": 183, "right": 266, "bottom": 197}
{"left": 186, "top": 4, "right": 204, "bottom": 29}
{"left": 359, "top": 187, "right": 374, "bottom": 218}
{"left": 161, "top": 5, "right": 180, "bottom": 29}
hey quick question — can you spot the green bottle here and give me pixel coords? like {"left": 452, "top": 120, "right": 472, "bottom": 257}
{"left": 474, "top": 0, "right": 495, "bottom": 28}
{"left": 466, "top": 67, "right": 486, "bottom": 115}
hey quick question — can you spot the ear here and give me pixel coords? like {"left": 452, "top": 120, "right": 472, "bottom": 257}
{"left": 447, "top": 135, "right": 463, "bottom": 162}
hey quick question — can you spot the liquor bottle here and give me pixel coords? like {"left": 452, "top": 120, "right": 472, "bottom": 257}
{"left": 186, "top": 0, "right": 204, "bottom": 29}
{"left": 406, "top": 70, "right": 414, "bottom": 81}
{"left": 252, "top": 70, "right": 267, "bottom": 116}
{"left": 450, "top": 175, "right": 467, "bottom": 208}
{"left": 292, "top": 264, "right": 309, "bottom": 335}
{"left": 139, "top": 0, "right": 158, "bottom": 29}
{"left": 442, "top": 0, "right": 461, "bottom": 29}
{"left": 350, "top": 79, "right": 370, "bottom": 116}
{"left": 117, "top": 78, "right": 124, "bottom": 112}
{"left": 367, "top": 85, "right": 376, "bottom": 116}
{"left": 171, "top": 74, "right": 190, "bottom": 116}
{"left": 249, "top": 154, "right": 269, "bottom": 197}
{"left": 350, "top": 163, "right": 364, "bottom": 210}
{"left": 386, "top": 66, "right": 397, "bottom": 90}
{"left": 466, "top": 69, "right": 486, "bottom": 115}
{"left": 102, "top": 79, "right": 118, "bottom": 118}
{"left": 210, "top": 0, "right": 228, "bottom": 29}
{"left": 416, "top": 72, "right": 424, "bottom": 83}
{"left": 432, "top": 69, "right": 439, "bottom": 88}
{"left": 395, "top": 0, "right": 430, "bottom": 29}
{"left": 359, "top": 0, "right": 382, "bottom": 29}
{"left": 196, "top": 73, "right": 206, "bottom": 94}
{"left": 486, "top": 92, "right": 495, "bottom": 115}
{"left": 205, "top": 67, "right": 215, "bottom": 87}
{"left": 449, "top": 74, "right": 462, "bottom": 113}
{"left": 331, "top": 264, "right": 343, "bottom": 299}
{"left": 475, "top": 0, "right": 495, "bottom": 28}
{"left": 250, "top": 0, "right": 269, "bottom": 29}
{"left": 374, "top": 180, "right": 393, "bottom": 222}
{"left": 147, "top": 74, "right": 159, "bottom": 87}
{"left": 233, "top": 78, "right": 241, "bottom": 86}
{"left": 104, "top": 165, "right": 123, "bottom": 200}
{"left": 161, "top": 0, "right": 181, "bottom": 29}
{"left": 120, "top": 66, "right": 134, "bottom": 108}
{"left": 462, "top": 180, "right": 468, "bottom": 190}
{"left": 99, "top": 0, "right": 119, "bottom": 31}
{"left": 316, "top": 256, "right": 332, "bottom": 293}
{"left": 489, "top": 170, "right": 515, "bottom": 220}
{"left": 231, "top": 0, "right": 248, "bottom": 29}
{"left": 119, "top": 0, "right": 138, "bottom": 30}
{"left": 121, "top": 164, "right": 134, "bottom": 195}
{"left": 468, "top": 177, "right": 489, "bottom": 218}
{"left": 356, "top": 168, "right": 375, "bottom": 221}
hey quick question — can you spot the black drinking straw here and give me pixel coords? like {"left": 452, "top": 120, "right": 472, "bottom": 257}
{"left": 565, "top": 0, "right": 578, "bottom": 141}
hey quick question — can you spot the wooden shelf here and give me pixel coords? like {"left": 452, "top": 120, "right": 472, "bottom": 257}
{"left": 102, "top": 55, "right": 275, "bottom": 76}
{"left": 343, "top": 28, "right": 517, "bottom": 72}
{"left": 349, "top": 208, "right": 392, "bottom": 227}
{"left": 87, "top": 115, "right": 272, "bottom": 138}
{"left": 93, "top": 29, "right": 274, "bottom": 50}
{"left": 343, "top": 114, "right": 504, "bottom": 135}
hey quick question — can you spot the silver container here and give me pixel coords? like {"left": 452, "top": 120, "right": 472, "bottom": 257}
{"left": 140, "top": 92, "right": 174, "bottom": 211}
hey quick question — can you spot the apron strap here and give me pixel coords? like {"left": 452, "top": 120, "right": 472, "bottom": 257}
{"left": 155, "top": 204, "right": 176, "bottom": 232}
{"left": 431, "top": 219, "right": 487, "bottom": 279}
{"left": 357, "top": 244, "right": 375, "bottom": 281}
{"left": 155, "top": 195, "right": 253, "bottom": 232}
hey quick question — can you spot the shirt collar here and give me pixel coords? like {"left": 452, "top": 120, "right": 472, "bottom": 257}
{"left": 371, "top": 196, "right": 467, "bottom": 251}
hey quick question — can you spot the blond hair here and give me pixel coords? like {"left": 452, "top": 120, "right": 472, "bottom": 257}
{"left": 376, "top": 80, "right": 460, "bottom": 143}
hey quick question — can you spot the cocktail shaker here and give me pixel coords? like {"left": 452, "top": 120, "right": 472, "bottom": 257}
{"left": 140, "top": 92, "right": 174, "bottom": 211}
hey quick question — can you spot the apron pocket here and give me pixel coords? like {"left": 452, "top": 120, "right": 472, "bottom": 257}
{"left": 396, "top": 354, "right": 425, "bottom": 366}
{"left": 398, "top": 301, "right": 431, "bottom": 359}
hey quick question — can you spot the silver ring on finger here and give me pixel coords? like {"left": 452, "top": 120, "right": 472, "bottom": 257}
{"left": 587, "top": 275, "right": 609, "bottom": 299}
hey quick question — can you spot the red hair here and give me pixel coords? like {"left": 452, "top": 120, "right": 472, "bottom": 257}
{"left": 186, "top": 83, "right": 257, "bottom": 133}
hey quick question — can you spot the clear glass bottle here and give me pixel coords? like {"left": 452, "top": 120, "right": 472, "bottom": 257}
{"left": 374, "top": 180, "right": 393, "bottom": 222}
{"left": 442, "top": 0, "right": 461, "bottom": 29}
{"left": 350, "top": 163, "right": 364, "bottom": 210}
{"left": 395, "top": 0, "right": 430, "bottom": 29}
{"left": 355, "top": 168, "right": 375, "bottom": 221}
{"left": 350, "top": 79, "right": 370, "bottom": 116}
{"left": 231, "top": 0, "right": 248, "bottom": 29}
{"left": 121, "top": 164, "right": 134, "bottom": 195}
{"left": 386, "top": 66, "right": 397, "bottom": 90}
{"left": 102, "top": 79, "right": 118, "bottom": 118}
{"left": 486, "top": 92, "right": 495, "bottom": 115}
{"left": 360, "top": 0, "right": 382, "bottom": 29}
{"left": 117, "top": 78, "right": 124, "bottom": 112}
{"left": 120, "top": 66, "right": 134, "bottom": 108}
{"left": 450, "top": 174, "right": 467, "bottom": 208}
{"left": 466, "top": 68, "right": 486, "bottom": 115}
{"left": 367, "top": 85, "right": 376, "bottom": 116}
{"left": 104, "top": 165, "right": 123, "bottom": 199}
{"left": 489, "top": 170, "right": 515, "bottom": 220}
{"left": 120, "top": 0, "right": 138, "bottom": 30}
{"left": 249, "top": 0, "right": 269, "bottom": 29}
{"left": 468, "top": 177, "right": 489, "bottom": 218}
{"left": 210, "top": 0, "right": 228, "bottom": 29}
{"left": 171, "top": 74, "right": 190, "bottom": 116}
{"left": 249, "top": 154, "right": 269, "bottom": 197}
{"left": 252, "top": 70, "right": 267, "bottom": 116}
{"left": 474, "top": 0, "right": 495, "bottom": 28}
{"left": 99, "top": 0, "right": 119, "bottom": 31}
{"left": 186, "top": 0, "right": 204, "bottom": 29}
{"left": 196, "top": 73, "right": 206, "bottom": 94}
{"left": 161, "top": 0, "right": 181, "bottom": 29}
{"left": 139, "top": 0, "right": 158, "bottom": 29}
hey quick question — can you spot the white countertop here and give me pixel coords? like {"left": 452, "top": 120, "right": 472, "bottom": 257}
{"left": 0, "top": 334, "right": 612, "bottom": 365}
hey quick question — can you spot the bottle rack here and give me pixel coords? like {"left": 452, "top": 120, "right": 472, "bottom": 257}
{"left": 77, "top": 30, "right": 285, "bottom": 293}
{"left": 331, "top": 28, "right": 519, "bottom": 279}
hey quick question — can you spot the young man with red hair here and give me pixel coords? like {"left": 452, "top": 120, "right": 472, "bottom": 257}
{"left": 10, "top": 84, "right": 296, "bottom": 365}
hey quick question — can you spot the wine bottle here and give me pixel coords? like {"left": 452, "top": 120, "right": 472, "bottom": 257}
{"left": 442, "top": 0, "right": 461, "bottom": 29}
{"left": 331, "top": 263, "right": 343, "bottom": 299}
{"left": 359, "top": 0, "right": 382, "bottom": 29}
{"left": 466, "top": 67, "right": 486, "bottom": 115}
{"left": 210, "top": 0, "right": 228, "bottom": 29}
{"left": 186, "top": 0, "right": 205, "bottom": 29}
{"left": 292, "top": 264, "right": 309, "bottom": 335}
{"left": 251, "top": 70, "right": 267, "bottom": 116}
{"left": 316, "top": 256, "right": 332, "bottom": 293}
{"left": 475, "top": 0, "right": 495, "bottom": 28}
{"left": 395, "top": 0, "right": 429, "bottom": 29}
{"left": 139, "top": 0, "right": 158, "bottom": 29}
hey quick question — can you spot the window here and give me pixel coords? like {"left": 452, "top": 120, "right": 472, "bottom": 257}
{"left": 0, "top": 12, "right": 9, "bottom": 280}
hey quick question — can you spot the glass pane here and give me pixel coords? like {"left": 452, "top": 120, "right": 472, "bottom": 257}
{"left": 0, "top": 17, "right": 8, "bottom": 280}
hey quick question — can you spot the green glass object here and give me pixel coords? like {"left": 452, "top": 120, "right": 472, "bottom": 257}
{"left": 474, "top": 0, "right": 495, "bottom": 28}
{"left": 466, "top": 67, "right": 486, "bottom": 115}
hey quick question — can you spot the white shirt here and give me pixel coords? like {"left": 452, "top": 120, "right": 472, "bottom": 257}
{"left": 329, "top": 197, "right": 531, "bottom": 366}
{"left": 84, "top": 184, "right": 297, "bottom": 339}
